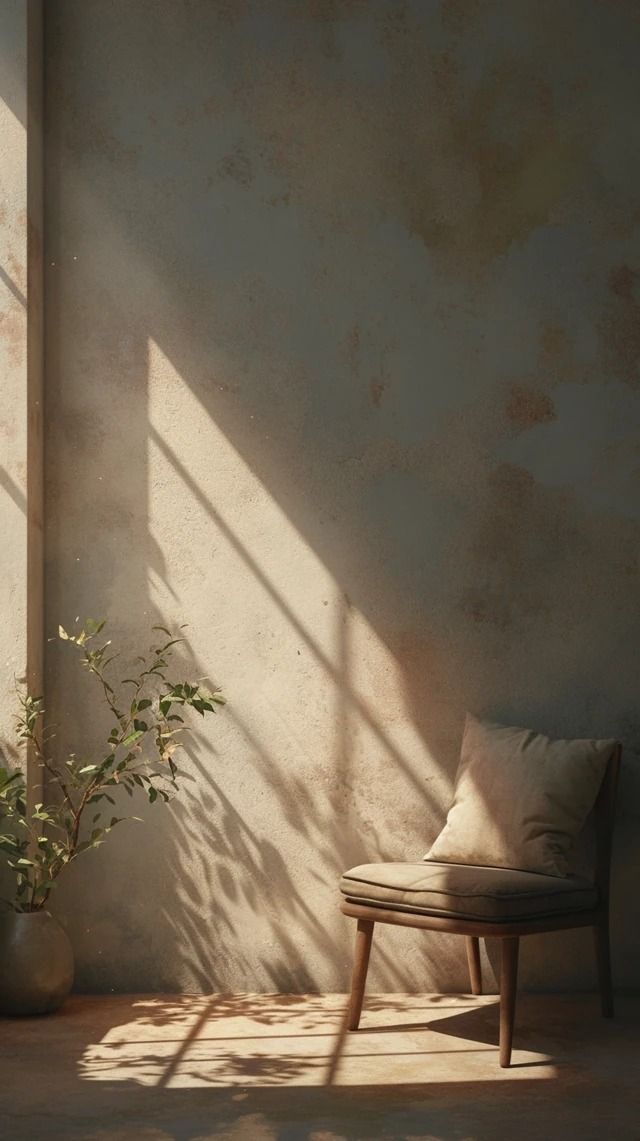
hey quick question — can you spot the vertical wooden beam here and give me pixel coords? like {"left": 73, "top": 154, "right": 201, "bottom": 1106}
{"left": 27, "top": 0, "right": 44, "bottom": 806}
{"left": 0, "top": 0, "right": 44, "bottom": 800}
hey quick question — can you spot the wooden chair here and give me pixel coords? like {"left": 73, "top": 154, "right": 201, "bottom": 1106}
{"left": 340, "top": 743, "right": 621, "bottom": 1067}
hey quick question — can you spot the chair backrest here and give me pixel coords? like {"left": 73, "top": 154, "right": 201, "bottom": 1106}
{"left": 594, "top": 743, "right": 622, "bottom": 906}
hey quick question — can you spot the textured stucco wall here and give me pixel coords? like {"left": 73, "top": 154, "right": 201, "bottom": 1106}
{"left": 44, "top": 0, "right": 640, "bottom": 993}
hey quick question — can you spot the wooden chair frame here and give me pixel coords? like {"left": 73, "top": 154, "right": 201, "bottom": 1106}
{"left": 341, "top": 744, "right": 621, "bottom": 1067}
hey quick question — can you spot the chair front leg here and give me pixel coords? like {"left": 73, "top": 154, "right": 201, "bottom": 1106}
{"left": 499, "top": 936, "right": 520, "bottom": 1067}
{"left": 347, "top": 918, "right": 374, "bottom": 1030}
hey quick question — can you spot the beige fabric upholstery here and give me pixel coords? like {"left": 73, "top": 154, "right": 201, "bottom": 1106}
{"left": 340, "top": 862, "right": 597, "bottom": 921}
{"left": 425, "top": 714, "right": 615, "bottom": 877}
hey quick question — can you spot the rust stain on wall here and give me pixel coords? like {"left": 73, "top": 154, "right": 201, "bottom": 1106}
{"left": 487, "top": 461, "right": 536, "bottom": 511}
{"left": 0, "top": 306, "right": 26, "bottom": 368}
{"left": 344, "top": 322, "right": 360, "bottom": 375}
{"left": 599, "top": 265, "right": 640, "bottom": 386}
{"left": 379, "top": 8, "right": 588, "bottom": 273}
{"left": 539, "top": 322, "right": 569, "bottom": 360}
{"left": 610, "top": 265, "right": 636, "bottom": 300}
{"left": 241, "top": 4, "right": 592, "bottom": 275}
{"left": 505, "top": 383, "right": 556, "bottom": 430}
{"left": 218, "top": 146, "right": 254, "bottom": 187}
{"left": 459, "top": 585, "right": 512, "bottom": 630}
{"left": 370, "top": 378, "right": 385, "bottom": 407}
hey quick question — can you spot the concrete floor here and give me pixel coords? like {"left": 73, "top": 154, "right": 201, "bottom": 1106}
{"left": 0, "top": 993, "right": 638, "bottom": 1140}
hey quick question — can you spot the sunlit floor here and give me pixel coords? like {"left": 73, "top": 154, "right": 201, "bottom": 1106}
{"left": 0, "top": 993, "right": 638, "bottom": 1139}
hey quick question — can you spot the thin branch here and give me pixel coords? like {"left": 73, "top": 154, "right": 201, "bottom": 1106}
{"left": 26, "top": 720, "right": 76, "bottom": 816}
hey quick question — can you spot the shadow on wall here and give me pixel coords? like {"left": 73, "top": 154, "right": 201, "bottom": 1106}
{"left": 41, "top": 0, "right": 640, "bottom": 993}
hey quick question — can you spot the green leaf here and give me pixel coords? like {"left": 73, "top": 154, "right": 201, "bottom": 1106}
{"left": 122, "top": 729, "right": 144, "bottom": 747}
{"left": 85, "top": 618, "right": 106, "bottom": 636}
{"left": 148, "top": 787, "right": 158, "bottom": 804}
{"left": 136, "top": 698, "right": 152, "bottom": 712}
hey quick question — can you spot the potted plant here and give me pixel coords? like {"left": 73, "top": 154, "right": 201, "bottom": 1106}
{"left": 0, "top": 618, "right": 224, "bottom": 1015}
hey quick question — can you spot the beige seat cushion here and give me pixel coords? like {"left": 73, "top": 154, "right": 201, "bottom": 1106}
{"left": 340, "top": 862, "right": 597, "bottom": 922}
{"left": 425, "top": 714, "right": 615, "bottom": 877}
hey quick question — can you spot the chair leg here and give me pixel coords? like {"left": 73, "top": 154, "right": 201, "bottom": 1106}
{"left": 466, "top": 936, "right": 482, "bottom": 995}
{"left": 499, "top": 937, "right": 519, "bottom": 1068}
{"left": 594, "top": 920, "right": 614, "bottom": 1018}
{"left": 347, "top": 919, "right": 374, "bottom": 1031}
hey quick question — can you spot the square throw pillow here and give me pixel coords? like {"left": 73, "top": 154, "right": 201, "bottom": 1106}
{"left": 425, "top": 714, "right": 616, "bottom": 877}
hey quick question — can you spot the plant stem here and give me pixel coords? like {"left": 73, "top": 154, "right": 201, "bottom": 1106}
{"left": 30, "top": 728, "right": 75, "bottom": 816}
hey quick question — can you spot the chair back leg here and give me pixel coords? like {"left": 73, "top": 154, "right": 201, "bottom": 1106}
{"left": 465, "top": 936, "right": 483, "bottom": 995}
{"left": 499, "top": 936, "right": 520, "bottom": 1067}
{"left": 347, "top": 919, "right": 374, "bottom": 1031}
{"left": 594, "top": 919, "right": 614, "bottom": 1018}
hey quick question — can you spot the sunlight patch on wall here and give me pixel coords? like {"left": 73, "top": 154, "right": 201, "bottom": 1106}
{"left": 147, "top": 336, "right": 338, "bottom": 663}
{"left": 147, "top": 337, "right": 444, "bottom": 819}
